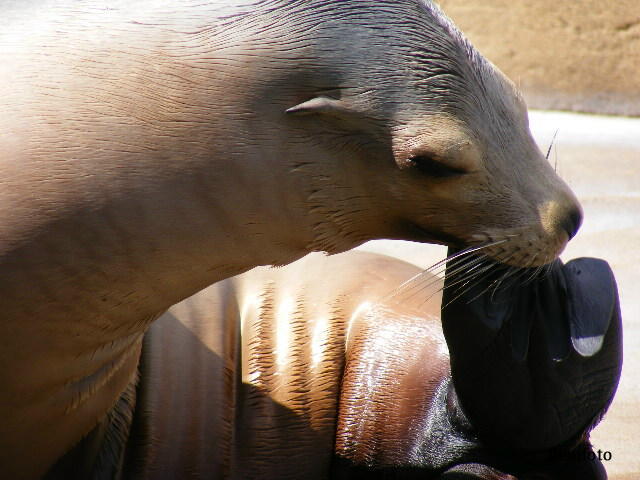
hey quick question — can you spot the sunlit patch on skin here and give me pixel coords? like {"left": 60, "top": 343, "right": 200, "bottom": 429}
{"left": 351, "top": 321, "right": 403, "bottom": 444}
{"left": 360, "top": 323, "right": 399, "bottom": 389}
{"left": 345, "top": 301, "right": 372, "bottom": 347}
{"left": 342, "top": 316, "right": 445, "bottom": 458}
{"left": 240, "top": 293, "right": 260, "bottom": 331}
{"left": 275, "top": 295, "right": 294, "bottom": 368}
{"left": 408, "top": 379, "right": 449, "bottom": 463}
{"left": 310, "top": 315, "right": 328, "bottom": 369}
{"left": 241, "top": 292, "right": 263, "bottom": 384}
{"left": 434, "top": 330, "right": 450, "bottom": 359}
{"left": 538, "top": 199, "right": 564, "bottom": 236}
{"left": 246, "top": 368, "right": 261, "bottom": 383}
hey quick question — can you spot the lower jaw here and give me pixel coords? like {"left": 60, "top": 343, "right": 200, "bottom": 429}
{"left": 479, "top": 245, "right": 562, "bottom": 268}
{"left": 393, "top": 221, "right": 565, "bottom": 268}
{"left": 393, "top": 222, "right": 468, "bottom": 249}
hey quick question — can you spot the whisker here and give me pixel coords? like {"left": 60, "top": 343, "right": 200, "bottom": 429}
{"left": 488, "top": 263, "right": 524, "bottom": 298}
{"left": 445, "top": 255, "right": 494, "bottom": 289}
{"left": 441, "top": 259, "right": 504, "bottom": 309}
{"left": 430, "top": 261, "right": 491, "bottom": 306}
{"left": 390, "top": 253, "right": 473, "bottom": 299}
{"left": 436, "top": 253, "right": 491, "bottom": 286}
{"left": 521, "top": 261, "right": 544, "bottom": 285}
{"left": 546, "top": 128, "right": 559, "bottom": 161}
{"left": 381, "top": 239, "right": 509, "bottom": 304}
{"left": 457, "top": 252, "right": 520, "bottom": 305}
{"left": 381, "top": 247, "right": 478, "bottom": 301}
{"left": 394, "top": 253, "right": 490, "bottom": 307}
{"left": 425, "top": 241, "right": 508, "bottom": 273}
{"left": 495, "top": 254, "right": 538, "bottom": 287}
{"left": 486, "top": 254, "right": 524, "bottom": 301}
{"left": 541, "top": 261, "right": 556, "bottom": 280}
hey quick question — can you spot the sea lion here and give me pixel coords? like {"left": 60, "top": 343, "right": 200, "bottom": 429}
{"left": 46, "top": 250, "right": 621, "bottom": 479}
{"left": 1, "top": 0, "right": 583, "bottom": 477}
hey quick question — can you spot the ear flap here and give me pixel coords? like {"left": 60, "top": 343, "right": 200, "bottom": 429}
{"left": 285, "top": 96, "right": 353, "bottom": 117}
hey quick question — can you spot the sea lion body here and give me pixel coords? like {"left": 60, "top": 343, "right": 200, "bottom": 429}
{"left": 126, "top": 252, "right": 444, "bottom": 479}
{"left": 1, "top": 1, "right": 583, "bottom": 477}
{"left": 51, "top": 250, "right": 620, "bottom": 480}
{"left": 46, "top": 251, "right": 454, "bottom": 478}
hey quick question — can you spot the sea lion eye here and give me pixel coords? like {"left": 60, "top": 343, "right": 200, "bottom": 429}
{"left": 408, "top": 155, "right": 467, "bottom": 178}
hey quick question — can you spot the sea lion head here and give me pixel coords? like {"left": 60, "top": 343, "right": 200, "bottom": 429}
{"left": 279, "top": 0, "right": 581, "bottom": 266}
{"left": 436, "top": 254, "right": 622, "bottom": 479}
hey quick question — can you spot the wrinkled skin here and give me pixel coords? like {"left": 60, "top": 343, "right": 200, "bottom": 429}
{"left": 46, "top": 251, "right": 622, "bottom": 479}
{"left": 1, "top": 1, "right": 584, "bottom": 477}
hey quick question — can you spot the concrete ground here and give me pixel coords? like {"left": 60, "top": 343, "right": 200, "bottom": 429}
{"left": 437, "top": 0, "right": 640, "bottom": 116}
{"left": 358, "top": 110, "right": 640, "bottom": 479}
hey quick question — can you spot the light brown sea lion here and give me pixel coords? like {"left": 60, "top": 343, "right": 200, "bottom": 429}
{"left": 46, "top": 250, "right": 620, "bottom": 479}
{"left": 1, "top": 1, "right": 583, "bottom": 477}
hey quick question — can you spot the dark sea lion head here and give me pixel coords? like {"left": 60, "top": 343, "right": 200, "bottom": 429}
{"left": 437, "top": 254, "right": 622, "bottom": 479}
{"left": 278, "top": 0, "right": 581, "bottom": 266}
{"left": 333, "top": 255, "right": 620, "bottom": 480}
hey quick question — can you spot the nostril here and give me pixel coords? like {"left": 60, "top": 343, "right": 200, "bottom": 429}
{"left": 561, "top": 207, "right": 583, "bottom": 240}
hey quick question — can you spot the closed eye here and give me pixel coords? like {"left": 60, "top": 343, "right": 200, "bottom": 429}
{"left": 408, "top": 155, "right": 467, "bottom": 178}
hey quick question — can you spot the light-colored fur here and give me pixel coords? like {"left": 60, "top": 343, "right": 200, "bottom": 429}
{"left": 0, "top": 1, "right": 579, "bottom": 477}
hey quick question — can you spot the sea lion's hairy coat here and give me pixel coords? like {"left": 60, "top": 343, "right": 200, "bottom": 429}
{"left": 0, "top": 1, "right": 580, "bottom": 477}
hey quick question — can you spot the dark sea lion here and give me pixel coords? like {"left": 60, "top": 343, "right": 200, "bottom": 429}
{"left": 45, "top": 251, "right": 621, "bottom": 479}
{"left": 1, "top": 1, "right": 584, "bottom": 477}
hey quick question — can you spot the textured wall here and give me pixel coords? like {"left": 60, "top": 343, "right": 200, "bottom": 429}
{"left": 438, "top": 0, "right": 640, "bottom": 116}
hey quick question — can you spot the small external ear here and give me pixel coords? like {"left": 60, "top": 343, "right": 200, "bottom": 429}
{"left": 285, "top": 96, "right": 351, "bottom": 117}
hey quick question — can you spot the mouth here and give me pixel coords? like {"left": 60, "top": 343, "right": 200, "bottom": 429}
{"left": 396, "top": 222, "right": 563, "bottom": 269}
{"left": 399, "top": 222, "right": 468, "bottom": 248}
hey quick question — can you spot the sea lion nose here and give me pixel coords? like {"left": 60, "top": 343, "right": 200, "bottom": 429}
{"left": 561, "top": 206, "right": 583, "bottom": 240}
